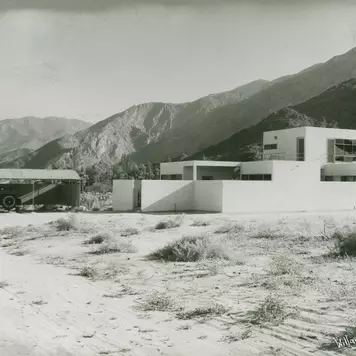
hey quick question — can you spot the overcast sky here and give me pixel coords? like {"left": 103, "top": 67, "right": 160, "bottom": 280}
{"left": 0, "top": 0, "right": 356, "bottom": 122}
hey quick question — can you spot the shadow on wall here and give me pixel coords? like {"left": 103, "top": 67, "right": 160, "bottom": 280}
{"left": 141, "top": 182, "right": 194, "bottom": 212}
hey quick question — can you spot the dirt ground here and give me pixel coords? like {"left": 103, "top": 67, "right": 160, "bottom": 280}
{"left": 1, "top": 211, "right": 356, "bottom": 356}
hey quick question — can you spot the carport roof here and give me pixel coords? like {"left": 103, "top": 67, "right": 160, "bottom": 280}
{"left": 0, "top": 169, "right": 81, "bottom": 181}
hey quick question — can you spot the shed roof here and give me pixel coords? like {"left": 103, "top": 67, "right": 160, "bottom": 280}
{"left": 0, "top": 169, "right": 81, "bottom": 181}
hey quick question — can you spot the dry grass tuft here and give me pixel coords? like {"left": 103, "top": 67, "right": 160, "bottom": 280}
{"left": 84, "top": 232, "right": 112, "bottom": 245}
{"left": 245, "top": 295, "right": 288, "bottom": 326}
{"left": 332, "top": 231, "right": 356, "bottom": 257}
{"left": 121, "top": 227, "right": 140, "bottom": 237}
{"left": 176, "top": 303, "right": 228, "bottom": 320}
{"left": 91, "top": 239, "right": 137, "bottom": 255}
{"left": 269, "top": 254, "right": 303, "bottom": 276}
{"left": 55, "top": 214, "right": 81, "bottom": 231}
{"left": 78, "top": 265, "right": 97, "bottom": 279}
{"left": 214, "top": 223, "right": 244, "bottom": 234}
{"left": 147, "top": 234, "right": 232, "bottom": 262}
{"left": 220, "top": 329, "right": 252, "bottom": 343}
{"left": 137, "top": 292, "right": 176, "bottom": 312}
{"left": 191, "top": 219, "right": 210, "bottom": 227}
{"left": 251, "top": 229, "right": 281, "bottom": 239}
{"left": 154, "top": 215, "right": 185, "bottom": 230}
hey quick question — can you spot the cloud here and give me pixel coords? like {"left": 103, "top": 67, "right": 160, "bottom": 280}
{"left": 0, "top": 0, "right": 352, "bottom": 12}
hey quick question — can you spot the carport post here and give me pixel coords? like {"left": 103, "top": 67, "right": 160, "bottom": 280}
{"left": 192, "top": 161, "right": 197, "bottom": 181}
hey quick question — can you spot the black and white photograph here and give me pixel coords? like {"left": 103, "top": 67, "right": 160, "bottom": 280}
{"left": 1, "top": 0, "right": 356, "bottom": 355}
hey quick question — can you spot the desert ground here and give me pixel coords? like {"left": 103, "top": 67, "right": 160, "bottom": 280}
{"left": 1, "top": 210, "right": 356, "bottom": 356}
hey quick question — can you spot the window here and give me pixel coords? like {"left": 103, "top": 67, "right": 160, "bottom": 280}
{"left": 202, "top": 176, "right": 213, "bottom": 180}
{"left": 330, "top": 138, "right": 356, "bottom": 163}
{"left": 296, "top": 137, "right": 305, "bottom": 161}
{"left": 264, "top": 144, "right": 278, "bottom": 150}
{"left": 323, "top": 175, "right": 356, "bottom": 182}
{"left": 241, "top": 174, "right": 272, "bottom": 181}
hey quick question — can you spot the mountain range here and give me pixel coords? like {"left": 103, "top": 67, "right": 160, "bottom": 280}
{"left": 187, "top": 78, "right": 356, "bottom": 162}
{"left": 1, "top": 46, "right": 356, "bottom": 170}
{"left": 0, "top": 117, "right": 89, "bottom": 165}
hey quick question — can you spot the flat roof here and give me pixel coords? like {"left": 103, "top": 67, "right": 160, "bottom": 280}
{"left": 161, "top": 160, "right": 239, "bottom": 167}
{"left": 0, "top": 169, "right": 81, "bottom": 181}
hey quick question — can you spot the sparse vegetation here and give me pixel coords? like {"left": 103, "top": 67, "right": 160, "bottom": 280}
{"left": 215, "top": 223, "right": 243, "bottom": 234}
{"left": 148, "top": 234, "right": 231, "bottom": 262}
{"left": 137, "top": 292, "right": 175, "bottom": 312}
{"left": 245, "top": 295, "right": 288, "bottom": 325}
{"left": 78, "top": 265, "right": 97, "bottom": 279}
{"left": 191, "top": 219, "right": 210, "bottom": 227}
{"left": 84, "top": 232, "right": 112, "bottom": 245}
{"left": 121, "top": 227, "right": 140, "bottom": 237}
{"left": 176, "top": 303, "right": 228, "bottom": 320}
{"left": 91, "top": 239, "right": 137, "bottom": 255}
{"left": 269, "top": 255, "right": 302, "bottom": 276}
{"left": 251, "top": 229, "right": 281, "bottom": 239}
{"left": 333, "top": 231, "right": 356, "bottom": 257}
{"left": 55, "top": 214, "right": 80, "bottom": 231}
{"left": 154, "top": 215, "right": 185, "bottom": 230}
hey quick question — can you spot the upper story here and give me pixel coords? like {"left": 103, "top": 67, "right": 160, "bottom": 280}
{"left": 263, "top": 127, "right": 356, "bottom": 166}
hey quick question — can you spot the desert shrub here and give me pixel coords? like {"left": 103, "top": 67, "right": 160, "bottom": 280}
{"left": 85, "top": 182, "right": 112, "bottom": 194}
{"left": 246, "top": 295, "right": 287, "bottom": 325}
{"left": 333, "top": 231, "right": 356, "bottom": 257}
{"left": 251, "top": 229, "right": 281, "bottom": 239}
{"left": 121, "top": 227, "right": 140, "bottom": 237}
{"left": 191, "top": 219, "right": 210, "bottom": 227}
{"left": 176, "top": 303, "right": 228, "bottom": 320}
{"left": 55, "top": 214, "right": 80, "bottom": 231}
{"left": 154, "top": 215, "right": 185, "bottom": 230}
{"left": 0, "top": 226, "right": 24, "bottom": 238}
{"left": 269, "top": 255, "right": 302, "bottom": 276}
{"left": 84, "top": 232, "right": 112, "bottom": 245}
{"left": 148, "top": 235, "right": 231, "bottom": 262}
{"left": 92, "top": 239, "right": 137, "bottom": 255}
{"left": 138, "top": 292, "right": 175, "bottom": 312}
{"left": 78, "top": 266, "right": 97, "bottom": 279}
{"left": 215, "top": 223, "right": 243, "bottom": 234}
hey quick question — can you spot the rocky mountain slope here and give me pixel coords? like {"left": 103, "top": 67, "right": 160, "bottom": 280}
{"left": 130, "top": 47, "right": 356, "bottom": 163}
{"left": 187, "top": 78, "right": 356, "bottom": 162}
{"left": 0, "top": 117, "right": 89, "bottom": 164}
{"left": 4, "top": 80, "right": 269, "bottom": 169}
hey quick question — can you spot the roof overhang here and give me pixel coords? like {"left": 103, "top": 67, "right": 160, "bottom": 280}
{"left": 0, "top": 169, "right": 81, "bottom": 181}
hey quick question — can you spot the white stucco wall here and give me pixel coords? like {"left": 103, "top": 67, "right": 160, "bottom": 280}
{"left": 141, "top": 180, "right": 194, "bottom": 212}
{"left": 160, "top": 162, "right": 188, "bottom": 176}
{"left": 194, "top": 181, "right": 223, "bottom": 212}
{"left": 112, "top": 180, "right": 135, "bottom": 211}
{"left": 263, "top": 127, "right": 306, "bottom": 161}
{"left": 240, "top": 161, "right": 273, "bottom": 175}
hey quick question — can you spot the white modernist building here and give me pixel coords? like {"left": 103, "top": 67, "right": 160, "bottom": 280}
{"left": 113, "top": 127, "right": 356, "bottom": 213}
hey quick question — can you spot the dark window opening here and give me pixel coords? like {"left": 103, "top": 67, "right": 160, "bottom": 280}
{"left": 264, "top": 144, "right": 278, "bottom": 150}
{"left": 241, "top": 174, "right": 272, "bottom": 181}
{"left": 202, "top": 176, "right": 213, "bottom": 180}
{"left": 297, "top": 137, "right": 305, "bottom": 161}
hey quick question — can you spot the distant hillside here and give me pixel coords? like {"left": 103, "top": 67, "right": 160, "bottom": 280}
{"left": 187, "top": 78, "right": 356, "bottom": 161}
{"left": 5, "top": 80, "right": 269, "bottom": 169}
{"left": 0, "top": 117, "right": 89, "bottom": 165}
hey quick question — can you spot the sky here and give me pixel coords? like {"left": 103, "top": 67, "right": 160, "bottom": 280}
{"left": 0, "top": 0, "right": 356, "bottom": 122}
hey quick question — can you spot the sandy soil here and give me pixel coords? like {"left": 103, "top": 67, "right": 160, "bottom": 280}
{"left": 1, "top": 211, "right": 356, "bottom": 356}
